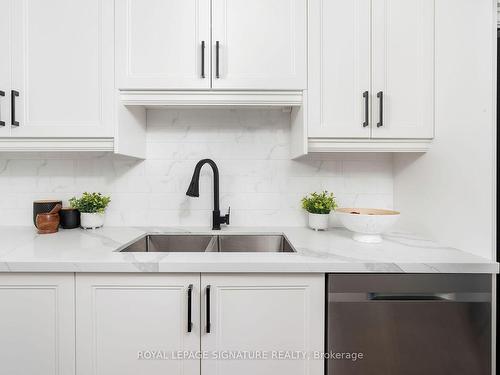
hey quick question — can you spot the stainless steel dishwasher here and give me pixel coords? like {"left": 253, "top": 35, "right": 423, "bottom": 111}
{"left": 326, "top": 274, "right": 492, "bottom": 375}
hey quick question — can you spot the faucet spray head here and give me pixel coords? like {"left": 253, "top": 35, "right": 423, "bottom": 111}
{"left": 186, "top": 170, "right": 201, "bottom": 197}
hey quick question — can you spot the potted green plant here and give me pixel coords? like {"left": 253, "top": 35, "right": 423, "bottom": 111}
{"left": 301, "top": 191, "right": 337, "bottom": 231}
{"left": 69, "top": 192, "right": 111, "bottom": 229}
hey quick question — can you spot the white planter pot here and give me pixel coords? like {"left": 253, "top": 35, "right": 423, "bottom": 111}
{"left": 307, "top": 213, "right": 330, "bottom": 231}
{"left": 80, "top": 212, "right": 106, "bottom": 229}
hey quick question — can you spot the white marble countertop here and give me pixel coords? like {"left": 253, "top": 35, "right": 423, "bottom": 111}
{"left": 0, "top": 226, "right": 497, "bottom": 273}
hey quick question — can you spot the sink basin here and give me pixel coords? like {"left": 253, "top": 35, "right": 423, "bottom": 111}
{"left": 119, "top": 235, "right": 218, "bottom": 253}
{"left": 118, "top": 234, "right": 295, "bottom": 253}
{"left": 218, "top": 235, "right": 295, "bottom": 252}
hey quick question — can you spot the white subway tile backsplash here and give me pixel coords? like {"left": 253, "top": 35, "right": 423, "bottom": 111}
{"left": 0, "top": 109, "right": 394, "bottom": 226}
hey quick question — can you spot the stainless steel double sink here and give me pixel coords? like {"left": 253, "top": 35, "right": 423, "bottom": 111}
{"left": 119, "top": 234, "right": 295, "bottom": 253}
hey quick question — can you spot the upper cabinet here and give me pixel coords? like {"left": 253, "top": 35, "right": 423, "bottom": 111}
{"left": 211, "top": 0, "right": 307, "bottom": 90}
{"left": 301, "top": 0, "right": 435, "bottom": 155}
{"left": 0, "top": 0, "right": 146, "bottom": 157}
{"left": 10, "top": 0, "right": 114, "bottom": 138}
{"left": 115, "top": 0, "right": 211, "bottom": 90}
{"left": 115, "top": 0, "right": 307, "bottom": 91}
{"left": 1, "top": 0, "right": 435, "bottom": 156}
{"left": 307, "top": 0, "right": 371, "bottom": 139}
{"left": 371, "top": 0, "right": 434, "bottom": 139}
{"left": 0, "top": 0, "right": 10, "bottom": 137}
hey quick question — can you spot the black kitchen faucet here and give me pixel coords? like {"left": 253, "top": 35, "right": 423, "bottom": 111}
{"left": 186, "top": 159, "right": 230, "bottom": 230}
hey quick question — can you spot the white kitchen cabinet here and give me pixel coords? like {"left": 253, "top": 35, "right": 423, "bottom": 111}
{"left": 0, "top": 0, "right": 11, "bottom": 137}
{"left": 3, "top": 0, "right": 114, "bottom": 137}
{"left": 115, "top": 0, "right": 211, "bottom": 90}
{"left": 211, "top": 0, "right": 307, "bottom": 90}
{"left": 76, "top": 273, "right": 200, "bottom": 375}
{"left": 116, "top": 0, "right": 306, "bottom": 91}
{"left": 308, "top": 0, "right": 371, "bottom": 139}
{"left": 371, "top": 0, "right": 434, "bottom": 139}
{"left": 0, "top": 0, "right": 146, "bottom": 156}
{"left": 8, "top": 0, "right": 114, "bottom": 138}
{"left": 304, "top": 0, "right": 434, "bottom": 154}
{"left": 201, "top": 274, "right": 324, "bottom": 375}
{"left": 76, "top": 273, "right": 324, "bottom": 375}
{"left": 0, "top": 273, "right": 75, "bottom": 375}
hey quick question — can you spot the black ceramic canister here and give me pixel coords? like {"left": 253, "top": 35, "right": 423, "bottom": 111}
{"left": 59, "top": 208, "right": 81, "bottom": 229}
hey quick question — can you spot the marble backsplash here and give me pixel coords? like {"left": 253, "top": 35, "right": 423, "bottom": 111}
{"left": 0, "top": 109, "right": 393, "bottom": 226}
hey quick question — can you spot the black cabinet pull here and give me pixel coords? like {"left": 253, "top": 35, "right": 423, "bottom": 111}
{"left": 187, "top": 284, "right": 193, "bottom": 333}
{"left": 362, "top": 91, "right": 369, "bottom": 127}
{"left": 201, "top": 41, "right": 206, "bottom": 79}
{"left": 206, "top": 285, "right": 211, "bottom": 333}
{"left": 11, "top": 90, "right": 19, "bottom": 127}
{"left": 0, "top": 90, "right": 4, "bottom": 127}
{"left": 215, "top": 41, "right": 220, "bottom": 79}
{"left": 376, "top": 91, "right": 383, "bottom": 128}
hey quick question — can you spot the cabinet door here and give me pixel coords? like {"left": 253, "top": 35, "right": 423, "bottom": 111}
{"left": 211, "top": 0, "right": 307, "bottom": 90}
{"left": 308, "top": 0, "right": 371, "bottom": 138}
{"left": 371, "top": 0, "right": 434, "bottom": 139}
{"left": 0, "top": 273, "right": 75, "bottom": 375}
{"left": 201, "top": 274, "right": 324, "bottom": 375}
{"left": 76, "top": 273, "right": 200, "bottom": 375}
{"left": 10, "top": 0, "right": 114, "bottom": 138}
{"left": 116, "top": 0, "right": 211, "bottom": 89}
{"left": 0, "top": 0, "right": 11, "bottom": 137}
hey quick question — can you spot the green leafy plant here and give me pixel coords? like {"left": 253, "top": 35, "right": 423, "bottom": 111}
{"left": 301, "top": 191, "right": 337, "bottom": 214}
{"left": 69, "top": 192, "right": 111, "bottom": 214}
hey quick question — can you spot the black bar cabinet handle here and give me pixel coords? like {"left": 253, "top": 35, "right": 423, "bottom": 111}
{"left": 0, "top": 90, "right": 4, "bottom": 127}
{"left": 206, "top": 285, "right": 211, "bottom": 333}
{"left": 11, "top": 90, "right": 19, "bottom": 127}
{"left": 201, "top": 41, "right": 205, "bottom": 79}
{"left": 362, "top": 91, "right": 369, "bottom": 127}
{"left": 215, "top": 41, "right": 220, "bottom": 79}
{"left": 187, "top": 284, "right": 193, "bottom": 333}
{"left": 376, "top": 91, "right": 383, "bottom": 128}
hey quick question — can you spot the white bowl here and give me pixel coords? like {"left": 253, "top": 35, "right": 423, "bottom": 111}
{"left": 335, "top": 208, "right": 400, "bottom": 243}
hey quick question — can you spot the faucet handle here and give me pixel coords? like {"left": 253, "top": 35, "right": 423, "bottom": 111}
{"left": 224, "top": 206, "right": 230, "bottom": 225}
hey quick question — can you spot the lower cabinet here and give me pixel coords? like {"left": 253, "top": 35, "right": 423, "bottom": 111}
{"left": 0, "top": 273, "right": 75, "bottom": 375}
{"left": 76, "top": 273, "right": 200, "bottom": 375}
{"left": 0, "top": 273, "right": 324, "bottom": 375}
{"left": 201, "top": 274, "right": 324, "bottom": 375}
{"left": 76, "top": 273, "right": 324, "bottom": 375}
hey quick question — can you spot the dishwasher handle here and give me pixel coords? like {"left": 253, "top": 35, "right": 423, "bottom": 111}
{"left": 368, "top": 293, "right": 446, "bottom": 301}
{"left": 330, "top": 291, "right": 491, "bottom": 302}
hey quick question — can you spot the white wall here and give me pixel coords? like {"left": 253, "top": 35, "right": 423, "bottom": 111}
{"left": 394, "top": 0, "right": 497, "bottom": 259}
{"left": 0, "top": 109, "right": 394, "bottom": 227}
